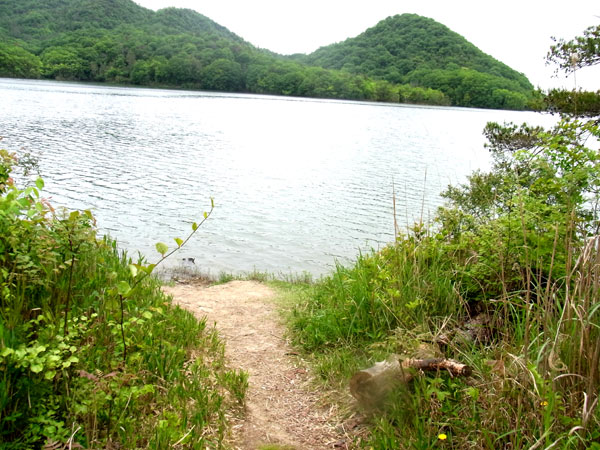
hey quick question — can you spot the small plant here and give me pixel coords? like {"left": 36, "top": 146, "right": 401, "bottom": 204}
{"left": 218, "top": 368, "right": 249, "bottom": 405}
{"left": 111, "top": 197, "right": 214, "bottom": 362}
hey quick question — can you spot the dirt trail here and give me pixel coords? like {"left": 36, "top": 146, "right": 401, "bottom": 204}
{"left": 163, "top": 280, "right": 348, "bottom": 450}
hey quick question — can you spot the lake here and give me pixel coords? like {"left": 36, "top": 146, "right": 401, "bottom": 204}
{"left": 0, "top": 78, "right": 554, "bottom": 277}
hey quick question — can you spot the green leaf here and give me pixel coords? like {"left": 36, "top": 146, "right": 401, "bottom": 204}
{"left": 117, "top": 281, "right": 131, "bottom": 296}
{"left": 30, "top": 363, "right": 44, "bottom": 373}
{"left": 435, "top": 390, "right": 450, "bottom": 402}
{"left": 35, "top": 178, "right": 44, "bottom": 190}
{"left": 174, "top": 237, "right": 183, "bottom": 247}
{"left": 62, "top": 356, "right": 79, "bottom": 369}
{"left": 210, "top": 198, "right": 215, "bottom": 208}
{"left": 69, "top": 210, "right": 80, "bottom": 221}
{"left": 48, "top": 354, "right": 61, "bottom": 364}
{"left": 128, "top": 264, "right": 138, "bottom": 278}
{"left": 142, "top": 311, "right": 153, "bottom": 320}
{"left": 155, "top": 242, "right": 168, "bottom": 256}
{"left": 466, "top": 387, "right": 480, "bottom": 400}
{"left": 32, "top": 345, "right": 46, "bottom": 356}
{"left": 45, "top": 370, "right": 57, "bottom": 380}
{"left": 192, "top": 222, "right": 198, "bottom": 231}
{"left": 203, "top": 211, "right": 208, "bottom": 219}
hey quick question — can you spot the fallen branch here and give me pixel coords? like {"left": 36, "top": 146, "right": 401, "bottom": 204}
{"left": 350, "top": 355, "right": 472, "bottom": 406}
{"left": 404, "top": 357, "right": 472, "bottom": 376}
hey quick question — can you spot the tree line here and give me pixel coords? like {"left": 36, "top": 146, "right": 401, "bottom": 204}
{"left": 0, "top": 22, "right": 451, "bottom": 106}
{"left": 297, "top": 14, "right": 536, "bottom": 110}
{"left": 0, "top": 1, "right": 536, "bottom": 109}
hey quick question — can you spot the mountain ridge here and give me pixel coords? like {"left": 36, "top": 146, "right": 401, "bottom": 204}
{"left": 0, "top": 0, "right": 535, "bottom": 109}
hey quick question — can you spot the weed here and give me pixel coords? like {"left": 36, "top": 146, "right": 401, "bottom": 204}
{"left": 0, "top": 160, "right": 243, "bottom": 448}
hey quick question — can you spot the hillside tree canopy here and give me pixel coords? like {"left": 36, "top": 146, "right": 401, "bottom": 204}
{"left": 0, "top": 1, "right": 536, "bottom": 109}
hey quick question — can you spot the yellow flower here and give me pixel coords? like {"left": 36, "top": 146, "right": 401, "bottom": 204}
{"left": 438, "top": 433, "right": 448, "bottom": 440}
{"left": 540, "top": 400, "right": 549, "bottom": 407}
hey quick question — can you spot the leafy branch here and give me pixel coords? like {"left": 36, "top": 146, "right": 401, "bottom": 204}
{"left": 115, "top": 198, "right": 215, "bottom": 362}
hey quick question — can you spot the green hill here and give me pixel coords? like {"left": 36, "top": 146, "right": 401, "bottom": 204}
{"left": 0, "top": 1, "right": 533, "bottom": 109}
{"left": 295, "top": 14, "right": 534, "bottom": 109}
{"left": 0, "top": 0, "right": 153, "bottom": 41}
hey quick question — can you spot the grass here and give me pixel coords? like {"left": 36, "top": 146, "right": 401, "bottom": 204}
{"left": 1, "top": 238, "right": 249, "bottom": 448}
{"left": 282, "top": 227, "right": 600, "bottom": 449}
{"left": 158, "top": 264, "right": 315, "bottom": 286}
{"left": 0, "top": 168, "right": 248, "bottom": 448}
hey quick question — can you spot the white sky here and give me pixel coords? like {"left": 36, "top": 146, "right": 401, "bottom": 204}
{"left": 134, "top": 0, "right": 600, "bottom": 91}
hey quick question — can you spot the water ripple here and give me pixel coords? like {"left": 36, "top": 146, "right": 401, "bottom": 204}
{"left": 0, "top": 78, "right": 556, "bottom": 276}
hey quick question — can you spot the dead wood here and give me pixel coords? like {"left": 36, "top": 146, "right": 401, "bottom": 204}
{"left": 350, "top": 354, "right": 472, "bottom": 406}
{"left": 405, "top": 358, "right": 472, "bottom": 376}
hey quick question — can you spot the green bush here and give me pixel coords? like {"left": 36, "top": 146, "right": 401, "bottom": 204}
{"left": 0, "top": 155, "right": 244, "bottom": 448}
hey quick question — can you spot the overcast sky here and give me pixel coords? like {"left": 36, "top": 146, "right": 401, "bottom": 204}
{"left": 134, "top": 0, "right": 599, "bottom": 91}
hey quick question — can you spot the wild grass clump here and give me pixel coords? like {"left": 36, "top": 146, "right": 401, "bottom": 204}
{"left": 291, "top": 223, "right": 600, "bottom": 448}
{"left": 288, "top": 67, "right": 600, "bottom": 447}
{"left": 0, "top": 152, "right": 246, "bottom": 448}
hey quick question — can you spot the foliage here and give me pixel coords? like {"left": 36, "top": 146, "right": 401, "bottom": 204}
{"left": 0, "top": 159, "right": 243, "bottom": 448}
{"left": 289, "top": 22, "right": 600, "bottom": 448}
{"left": 548, "top": 23, "right": 600, "bottom": 73}
{"left": 439, "top": 117, "right": 600, "bottom": 302}
{"left": 0, "top": 1, "right": 525, "bottom": 108}
{"left": 407, "top": 67, "right": 530, "bottom": 109}
{"left": 544, "top": 23, "right": 600, "bottom": 119}
{"left": 0, "top": 41, "right": 41, "bottom": 78}
{"left": 544, "top": 88, "right": 600, "bottom": 118}
{"left": 295, "top": 14, "right": 534, "bottom": 109}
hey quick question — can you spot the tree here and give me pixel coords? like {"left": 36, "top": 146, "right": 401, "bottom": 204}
{"left": 548, "top": 23, "right": 600, "bottom": 73}
{"left": 546, "top": 23, "right": 600, "bottom": 118}
{"left": 0, "top": 1, "right": 526, "bottom": 107}
{"left": 0, "top": 42, "right": 41, "bottom": 78}
{"left": 41, "top": 46, "right": 88, "bottom": 80}
{"left": 201, "top": 58, "right": 242, "bottom": 91}
{"left": 165, "top": 53, "right": 202, "bottom": 85}
{"left": 437, "top": 22, "right": 600, "bottom": 300}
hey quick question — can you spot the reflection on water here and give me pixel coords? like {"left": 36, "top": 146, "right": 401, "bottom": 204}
{"left": 0, "top": 79, "right": 554, "bottom": 276}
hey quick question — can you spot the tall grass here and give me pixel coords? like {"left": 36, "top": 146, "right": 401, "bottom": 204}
{"left": 289, "top": 215, "right": 600, "bottom": 448}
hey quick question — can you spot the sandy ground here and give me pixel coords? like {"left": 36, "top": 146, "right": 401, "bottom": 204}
{"left": 162, "top": 280, "right": 350, "bottom": 450}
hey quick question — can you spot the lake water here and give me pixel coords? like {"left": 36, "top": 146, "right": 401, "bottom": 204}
{"left": 0, "top": 78, "right": 555, "bottom": 277}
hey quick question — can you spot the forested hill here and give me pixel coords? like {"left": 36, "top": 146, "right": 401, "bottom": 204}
{"left": 295, "top": 14, "right": 535, "bottom": 109}
{"left": 0, "top": 0, "right": 535, "bottom": 109}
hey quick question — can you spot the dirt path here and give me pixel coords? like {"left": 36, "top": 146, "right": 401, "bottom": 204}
{"left": 163, "top": 280, "right": 349, "bottom": 450}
